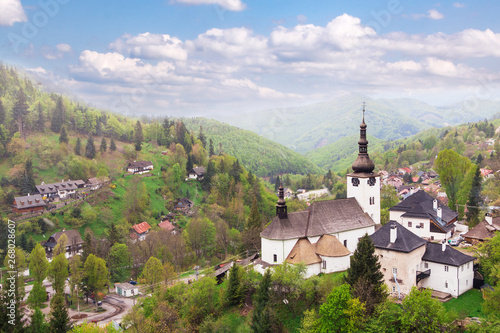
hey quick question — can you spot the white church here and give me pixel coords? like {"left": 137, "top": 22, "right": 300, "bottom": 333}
{"left": 256, "top": 110, "right": 381, "bottom": 277}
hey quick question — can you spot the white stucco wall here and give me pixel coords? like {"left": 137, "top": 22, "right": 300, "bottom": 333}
{"left": 320, "top": 255, "right": 351, "bottom": 274}
{"left": 421, "top": 259, "right": 474, "bottom": 297}
{"left": 326, "top": 227, "right": 375, "bottom": 253}
{"left": 261, "top": 237, "right": 298, "bottom": 265}
{"left": 347, "top": 175, "right": 381, "bottom": 224}
{"left": 389, "top": 210, "right": 404, "bottom": 222}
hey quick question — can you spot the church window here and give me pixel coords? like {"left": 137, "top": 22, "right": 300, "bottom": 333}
{"left": 445, "top": 281, "right": 448, "bottom": 288}
{"left": 344, "top": 240, "right": 347, "bottom": 248}
{"left": 392, "top": 267, "right": 397, "bottom": 274}
{"left": 368, "top": 177, "right": 376, "bottom": 186}
{"left": 273, "top": 254, "right": 277, "bottom": 263}
{"left": 351, "top": 178, "right": 360, "bottom": 187}
{"left": 392, "top": 286, "right": 396, "bottom": 293}
{"left": 424, "top": 262, "right": 428, "bottom": 269}
{"left": 408, "top": 222, "right": 412, "bottom": 227}
{"left": 444, "top": 265, "right": 449, "bottom": 272}
{"left": 322, "top": 260, "right": 326, "bottom": 269}
{"left": 369, "top": 197, "right": 375, "bottom": 205}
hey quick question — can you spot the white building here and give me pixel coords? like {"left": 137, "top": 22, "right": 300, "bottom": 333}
{"left": 115, "top": 283, "right": 139, "bottom": 297}
{"left": 371, "top": 221, "right": 474, "bottom": 298}
{"left": 127, "top": 161, "right": 154, "bottom": 174}
{"left": 389, "top": 190, "right": 457, "bottom": 241}
{"left": 257, "top": 110, "right": 380, "bottom": 277}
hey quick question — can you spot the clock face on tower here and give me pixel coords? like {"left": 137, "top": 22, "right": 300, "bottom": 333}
{"left": 351, "top": 178, "right": 360, "bottom": 187}
{"left": 368, "top": 177, "right": 376, "bottom": 186}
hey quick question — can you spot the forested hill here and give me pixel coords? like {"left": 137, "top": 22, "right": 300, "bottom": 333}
{"left": 221, "top": 92, "right": 500, "bottom": 153}
{"left": 183, "top": 118, "right": 323, "bottom": 176}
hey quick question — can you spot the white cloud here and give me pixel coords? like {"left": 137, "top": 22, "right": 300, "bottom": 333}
{"left": 0, "top": 0, "right": 27, "bottom": 26}
{"left": 453, "top": 3, "right": 466, "bottom": 8}
{"left": 410, "top": 9, "right": 444, "bottom": 20}
{"left": 56, "top": 44, "right": 72, "bottom": 53}
{"left": 110, "top": 33, "right": 188, "bottom": 61}
{"left": 26, "top": 67, "right": 47, "bottom": 74}
{"left": 173, "top": 0, "right": 245, "bottom": 11}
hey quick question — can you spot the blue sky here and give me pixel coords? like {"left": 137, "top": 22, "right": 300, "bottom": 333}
{"left": 1, "top": 0, "right": 500, "bottom": 117}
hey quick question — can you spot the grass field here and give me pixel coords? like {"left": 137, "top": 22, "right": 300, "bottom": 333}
{"left": 444, "top": 288, "right": 484, "bottom": 318}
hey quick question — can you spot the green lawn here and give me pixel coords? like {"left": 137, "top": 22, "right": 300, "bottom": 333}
{"left": 444, "top": 289, "right": 484, "bottom": 318}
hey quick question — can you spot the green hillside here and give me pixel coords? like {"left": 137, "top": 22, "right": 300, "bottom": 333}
{"left": 183, "top": 117, "right": 323, "bottom": 176}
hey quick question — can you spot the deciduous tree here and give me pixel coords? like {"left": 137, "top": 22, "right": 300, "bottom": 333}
{"left": 49, "top": 253, "right": 68, "bottom": 294}
{"left": 141, "top": 256, "right": 164, "bottom": 292}
{"left": 435, "top": 149, "right": 472, "bottom": 210}
{"left": 109, "top": 243, "right": 130, "bottom": 283}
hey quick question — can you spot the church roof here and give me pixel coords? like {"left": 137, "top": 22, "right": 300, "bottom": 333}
{"left": 285, "top": 238, "right": 322, "bottom": 265}
{"left": 314, "top": 234, "right": 351, "bottom": 257}
{"left": 422, "top": 242, "right": 474, "bottom": 267}
{"left": 370, "top": 221, "right": 427, "bottom": 253}
{"left": 261, "top": 198, "right": 374, "bottom": 240}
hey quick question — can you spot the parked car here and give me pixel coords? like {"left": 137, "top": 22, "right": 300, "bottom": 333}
{"left": 448, "top": 238, "right": 461, "bottom": 246}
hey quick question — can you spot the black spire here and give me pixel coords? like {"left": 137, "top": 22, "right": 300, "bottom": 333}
{"left": 276, "top": 183, "right": 287, "bottom": 218}
{"left": 351, "top": 103, "right": 375, "bottom": 174}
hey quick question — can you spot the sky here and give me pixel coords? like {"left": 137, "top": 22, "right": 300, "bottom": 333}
{"left": 1, "top": 0, "right": 500, "bottom": 118}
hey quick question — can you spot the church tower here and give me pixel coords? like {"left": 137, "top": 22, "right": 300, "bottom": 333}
{"left": 276, "top": 183, "right": 287, "bottom": 219}
{"left": 346, "top": 105, "right": 381, "bottom": 224}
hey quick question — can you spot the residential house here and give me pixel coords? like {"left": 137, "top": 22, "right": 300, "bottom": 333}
{"left": 35, "top": 180, "right": 82, "bottom": 200}
{"left": 398, "top": 167, "right": 412, "bottom": 175}
{"left": 175, "top": 197, "right": 194, "bottom": 214}
{"left": 385, "top": 175, "right": 403, "bottom": 189}
{"left": 188, "top": 167, "right": 206, "bottom": 180}
{"left": 371, "top": 221, "right": 474, "bottom": 298}
{"left": 480, "top": 168, "right": 494, "bottom": 179}
{"left": 85, "top": 176, "right": 111, "bottom": 190}
{"left": 127, "top": 161, "right": 154, "bottom": 174}
{"left": 463, "top": 214, "right": 500, "bottom": 244}
{"left": 115, "top": 282, "right": 139, "bottom": 297}
{"left": 12, "top": 194, "right": 46, "bottom": 214}
{"left": 283, "top": 187, "right": 293, "bottom": 199}
{"left": 390, "top": 190, "right": 457, "bottom": 241}
{"left": 42, "top": 229, "right": 83, "bottom": 260}
{"left": 158, "top": 219, "right": 176, "bottom": 234}
{"left": 130, "top": 222, "right": 151, "bottom": 242}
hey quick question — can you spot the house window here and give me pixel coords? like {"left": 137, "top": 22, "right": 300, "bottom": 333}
{"left": 467, "top": 263, "right": 470, "bottom": 269}
{"left": 369, "top": 197, "right": 375, "bottom": 205}
{"left": 273, "top": 254, "right": 277, "bottom": 263}
{"left": 444, "top": 265, "right": 449, "bottom": 272}
{"left": 344, "top": 240, "right": 347, "bottom": 248}
{"left": 424, "top": 262, "right": 428, "bottom": 269}
{"left": 466, "top": 280, "right": 468, "bottom": 286}
{"left": 392, "top": 268, "right": 398, "bottom": 274}
{"left": 322, "top": 260, "right": 326, "bottom": 269}
{"left": 445, "top": 281, "right": 448, "bottom": 288}
{"left": 408, "top": 222, "right": 412, "bottom": 228}
{"left": 420, "top": 223, "right": 424, "bottom": 228}
{"left": 392, "top": 286, "right": 396, "bottom": 293}
{"left": 461, "top": 265, "right": 464, "bottom": 272}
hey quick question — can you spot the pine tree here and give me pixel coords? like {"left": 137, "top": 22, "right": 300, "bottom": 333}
{"left": 198, "top": 126, "right": 206, "bottom": 148}
{"left": 251, "top": 269, "right": 272, "bottom": 333}
{"left": 209, "top": 138, "right": 215, "bottom": 156}
{"left": 59, "top": 125, "right": 68, "bottom": 144}
{"left": 74, "top": 138, "right": 81, "bottom": 155}
{"left": 21, "top": 159, "right": 36, "bottom": 195}
{"left": 50, "top": 97, "right": 64, "bottom": 133}
{"left": 344, "top": 234, "right": 386, "bottom": 315}
{"left": 49, "top": 292, "right": 72, "bottom": 333}
{"left": 12, "top": 88, "right": 29, "bottom": 139}
{"left": 110, "top": 137, "right": 117, "bottom": 151}
{"left": 100, "top": 137, "right": 107, "bottom": 152}
{"left": 247, "top": 198, "right": 261, "bottom": 229}
{"left": 134, "top": 120, "right": 143, "bottom": 151}
{"left": 225, "top": 264, "right": 245, "bottom": 307}
{"left": 274, "top": 175, "right": 281, "bottom": 192}
{"left": 466, "top": 165, "right": 483, "bottom": 227}
{"left": 27, "top": 307, "right": 48, "bottom": 333}
{"left": 186, "top": 154, "right": 194, "bottom": 172}
{"left": 85, "top": 135, "right": 96, "bottom": 159}
{"left": 35, "top": 102, "right": 45, "bottom": 132}
{"left": 107, "top": 223, "right": 120, "bottom": 246}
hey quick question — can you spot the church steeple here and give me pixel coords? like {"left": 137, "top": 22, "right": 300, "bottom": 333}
{"left": 276, "top": 183, "right": 287, "bottom": 219}
{"left": 351, "top": 103, "right": 375, "bottom": 174}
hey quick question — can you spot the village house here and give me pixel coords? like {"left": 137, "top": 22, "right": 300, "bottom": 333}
{"left": 283, "top": 187, "right": 293, "bottom": 199}
{"left": 127, "top": 161, "right": 154, "bottom": 174}
{"left": 188, "top": 166, "right": 206, "bottom": 180}
{"left": 35, "top": 180, "right": 83, "bottom": 200}
{"left": 115, "top": 282, "right": 139, "bottom": 297}
{"left": 371, "top": 221, "right": 474, "bottom": 299}
{"left": 158, "top": 219, "right": 176, "bottom": 234}
{"left": 130, "top": 221, "right": 151, "bottom": 242}
{"left": 463, "top": 214, "right": 500, "bottom": 244}
{"left": 85, "top": 176, "right": 111, "bottom": 190}
{"left": 257, "top": 111, "right": 380, "bottom": 277}
{"left": 175, "top": 197, "right": 194, "bottom": 214}
{"left": 42, "top": 229, "right": 83, "bottom": 260}
{"left": 12, "top": 194, "right": 46, "bottom": 214}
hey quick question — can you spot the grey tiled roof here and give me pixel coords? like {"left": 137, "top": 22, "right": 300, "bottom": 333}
{"left": 422, "top": 242, "right": 474, "bottom": 267}
{"left": 390, "top": 190, "right": 457, "bottom": 232}
{"left": 261, "top": 198, "right": 374, "bottom": 240}
{"left": 13, "top": 194, "right": 46, "bottom": 209}
{"left": 370, "top": 221, "right": 427, "bottom": 253}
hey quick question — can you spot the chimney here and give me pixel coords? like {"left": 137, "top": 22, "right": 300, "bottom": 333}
{"left": 442, "top": 240, "right": 447, "bottom": 252}
{"left": 390, "top": 224, "right": 397, "bottom": 243}
{"left": 433, "top": 199, "right": 438, "bottom": 210}
{"left": 485, "top": 213, "right": 493, "bottom": 225}
{"left": 437, "top": 206, "right": 442, "bottom": 220}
